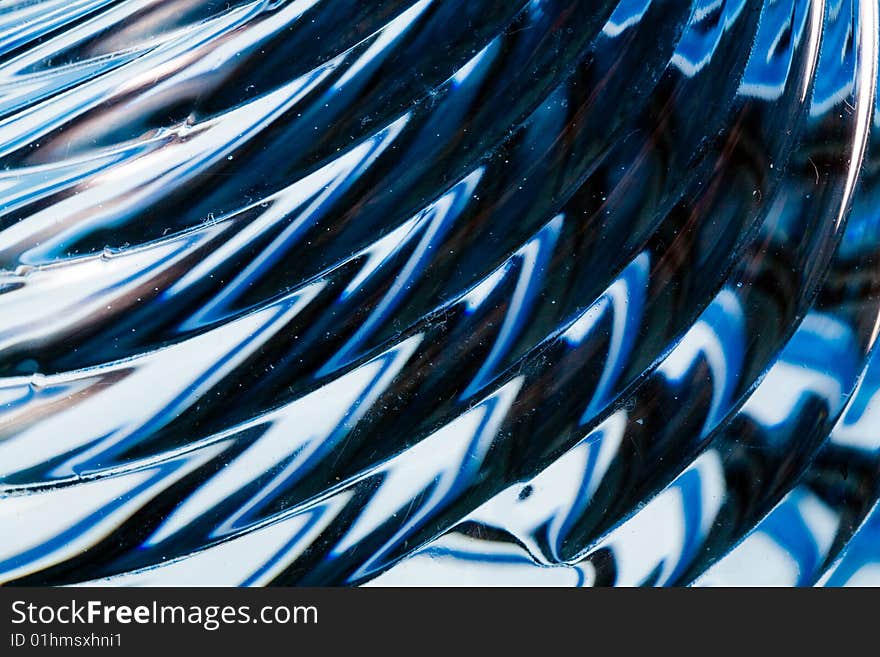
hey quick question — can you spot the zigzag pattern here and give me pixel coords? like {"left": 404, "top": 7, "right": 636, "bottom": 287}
{"left": 1, "top": 0, "right": 880, "bottom": 586}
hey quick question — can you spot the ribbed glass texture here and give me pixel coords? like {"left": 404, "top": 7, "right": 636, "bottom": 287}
{"left": 1, "top": 0, "right": 880, "bottom": 586}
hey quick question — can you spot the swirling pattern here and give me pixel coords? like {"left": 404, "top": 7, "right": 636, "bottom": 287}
{"left": 1, "top": 0, "right": 879, "bottom": 587}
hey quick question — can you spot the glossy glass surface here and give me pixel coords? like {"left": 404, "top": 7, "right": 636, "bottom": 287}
{"left": 1, "top": 0, "right": 879, "bottom": 586}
